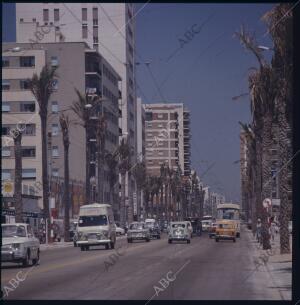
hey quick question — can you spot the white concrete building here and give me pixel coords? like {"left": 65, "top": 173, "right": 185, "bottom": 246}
{"left": 16, "top": 3, "right": 138, "bottom": 220}
{"left": 143, "top": 103, "right": 191, "bottom": 177}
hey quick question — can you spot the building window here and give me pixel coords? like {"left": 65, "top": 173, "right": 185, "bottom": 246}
{"left": 20, "top": 102, "right": 35, "bottom": 112}
{"left": 82, "top": 8, "right": 87, "bottom": 21}
{"left": 92, "top": 7, "right": 98, "bottom": 24}
{"left": 52, "top": 124, "right": 59, "bottom": 136}
{"left": 20, "top": 56, "right": 35, "bottom": 67}
{"left": 145, "top": 112, "right": 153, "bottom": 121}
{"left": 82, "top": 25, "right": 88, "bottom": 39}
{"left": 22, "top": 169, "right": 36, "bottom": 179}
{"left": 20, "top": 18, "right": 24, "bottom": 22}
{"left": 52, "top": 101, "right": 58, "bottom": 113}
{"left": 2, "top": 102, "right": 11, "bottom": 112}
{"left": 43, "top": 9, "right": 49, "bottom": 22}
{"left": 2, "top": 80, "right": 10, "bottom": 91}
{"left": 52, "top": 168, "right": 59, "bottom": 177}
{"left": 32, "top": 18, "right": 36, "bottom": 22}
{"left": 52, "top": 146, "right": 59, "bottom": 157}
{"left": 22, "top": 147, "right": 36, "bottom": 158}
{"left": 2, "top": 170, "right": 12, "bottom": 180}
{"left": 51, "top": 56, "right": 59, "bottom": 66}
{"left": 23, "top": 124, "right": 36, "bottom": 136}
{"left": 2, "top": 126, "right": 10, "bottom": 136}
{"left": 20, "top": 79, "right": 31, "bottom": 90}
{"left": 2, "top": 57, "right": 9, "bottom": 67}
{"left": 54, "top": 8, "right": 59, "bottom": 22}
{"left": 2, "top": 147, "right": 11, "bottom": 157}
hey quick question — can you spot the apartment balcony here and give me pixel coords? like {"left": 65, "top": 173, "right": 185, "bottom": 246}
{"left": 85, "top": 87, "right": 101, "bottom": 96}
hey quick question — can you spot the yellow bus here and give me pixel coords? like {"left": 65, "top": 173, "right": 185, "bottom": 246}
{"left": 216, "top": 203, "right": 241, "bottom": 237}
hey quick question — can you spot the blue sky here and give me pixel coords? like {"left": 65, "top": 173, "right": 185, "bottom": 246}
{"left": 2, "top": 3, "right": 275, "bottom": 202}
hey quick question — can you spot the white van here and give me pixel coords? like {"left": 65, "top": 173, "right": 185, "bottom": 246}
{"left": 77, "top": 203, "right": 116, "bottom": 251}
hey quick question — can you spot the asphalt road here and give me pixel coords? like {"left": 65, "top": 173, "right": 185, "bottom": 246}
{"left": 1, "top": 226, "right": 282, "bottom": 300}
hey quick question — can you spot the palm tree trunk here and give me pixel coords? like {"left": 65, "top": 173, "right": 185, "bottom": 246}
{"left": 278, "top": 104, "right": 291, "bottom": 254}
{"left": 261, "top": 116, "right": 272, "bottom": 249}
{"left": 14, "top": 132, "right": 23, "bottom": 223}
{"left": 120, "top": 173, "right": 126, "bottom": 227}
{"left": 41, "top": 116, "right": 50, "bottom": 241}
{"left": 63, "top": 143, "right": 70, "bottom": 242}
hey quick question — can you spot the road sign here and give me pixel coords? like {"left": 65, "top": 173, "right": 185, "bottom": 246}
{"left": 272, "top": 199, "right": 280, "bottom": 207}
{"left": 2, "top": 180, "right": 14, "bottom": 197}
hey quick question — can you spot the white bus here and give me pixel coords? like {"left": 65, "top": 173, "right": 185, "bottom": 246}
{"left": 216, "top": 203, "right": 241, "bottom": 237}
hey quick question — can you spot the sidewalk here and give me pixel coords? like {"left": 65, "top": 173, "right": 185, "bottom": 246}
{"left": 245, "top": 226, "right": 292, "bottom": 300}
{"left": 39, "top": 235, "right": 128, "bottom": 251}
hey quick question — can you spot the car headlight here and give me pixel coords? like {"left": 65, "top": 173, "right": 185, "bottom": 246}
{"left": 102, "top": 230, "right": 109, "bottom": 238}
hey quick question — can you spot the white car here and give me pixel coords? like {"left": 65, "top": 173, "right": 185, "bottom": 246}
{"left": 115, "top": 224, "right": 125, "bottom": 236}
{"left": 1, "top": 223, "right": 40, "bottom": 266}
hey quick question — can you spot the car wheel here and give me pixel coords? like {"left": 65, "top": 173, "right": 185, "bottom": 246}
{"left": 105, "top": 243, "right": 110, "bottom": 250}
{"left": 233, "top": 238, "right": 236, "bottom": 243}
{"left": 127, "top": 239, "right": 132, "bottom": 243}
{"left": 74, "top": 241, "right": 77, "bottom": 247}
{"left": 32, "top": 249, "right": 40, "bottom": 265}
{"left": 146, "top": 238, "right": 150, "bottom": 242}
{"left": 187, "top": 239, "right": 191, "bottom": 244}
{"left": 168, "top": 239, "right": 172, "bottom": 244}
{"left": 22, "top": 250, "right": 30, "bottom": 267}
{"left": 80, "top": 246, "right": 85, "bottom": 251}
{"left": 158, "top": 235, "right": 161, "bottom": 239}
{"left": 85, "top": 245, "right": 89, "bottom": 251}
{"left": 215, "top": 238, "right": 219, "bottom": 242}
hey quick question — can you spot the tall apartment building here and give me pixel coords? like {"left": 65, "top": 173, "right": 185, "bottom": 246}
{"left": 2, "top": 47, "right": 45, "bottom": 213}
{"left": 15, "top": 3, "right": 138, "bottom": 218}
{"left": 2, "top": 42, "right": 121, "bottom": 219}
{"left": 136, "top": 97, "right": 145, "bottom": 162}
{"left": 143, "top": 103, "right": 191, "bottom": 177}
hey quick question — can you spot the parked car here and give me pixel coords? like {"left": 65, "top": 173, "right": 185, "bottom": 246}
{"left": 1, "top": 223, "right": 40, "bottom": 266}
{"left": 127, "top": 222, "right": 150, "bottom": 243}
{"left": 145, "top": 219, "right": 161, "bottom": 239}
{"left": 115, "top": 223, "right": 125, "bottom": 236}
{"left": 209, "top": 223, "right": 218, "bottom": 238}
{"left": 215, "top": 220, "right": 237, "bottom": 243}
{"left": 168, "top": 221, "right": 192, "bottom": 244}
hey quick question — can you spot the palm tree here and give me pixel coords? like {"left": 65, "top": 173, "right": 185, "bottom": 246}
{"left": 132, "top": 161, "right": 147, "bottom": 221}
{"left": 28, "top": 65, "right": 57, "bottom": 240}
{"left": 236, "top": 26, "right": 273, "bottom": 250}
{"left": 14, "top": 131, "right": 23, "bottom": 223}
{"left": 262, "top": 4, "right": 293, "bottom": 254}
{"left": 96, "top": 113, "right": 107, "bottom": 203}
{"left": 59, "top": 113, "right": 70, "bottom": 242}
{"left": 71, "top": 89, "right": 100, "bottom": 205}
{"left": 117, "top": 138, "right": 131, "bottom": 227}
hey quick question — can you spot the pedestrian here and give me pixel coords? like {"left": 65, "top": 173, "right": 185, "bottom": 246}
{"left": 256, "top": 218, "right": 262, "bottom": 244}
{"left": 270, "top": 220, "right": 276, "bottom": 242}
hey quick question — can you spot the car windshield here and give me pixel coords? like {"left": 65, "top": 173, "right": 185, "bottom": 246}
{"left": 172, "top": 223, "right": 186, "bottom": 228}
{"left": 145, "top": 222, "right": 156, "bottom": 228}
{"left": 2, "top": 225, "right": 26, "bottom": 237}
{"left": 130, "top": 223, "right": 145, "bottom": 230}
{"left": 78, "top": 215, "right": 107, "bottom": 227}
{"left": 218, "top": 224, "right": 232, "bottom": 229}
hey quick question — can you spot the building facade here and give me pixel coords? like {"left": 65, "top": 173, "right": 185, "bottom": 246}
{"left": 142, "top": 103, "right": 191, "bottom": 177}
{"left": 2, "top": 42, "right": 121, "bottom": 219}
{"left": 15, "top": 2, "right": 138, "bottom": 221}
